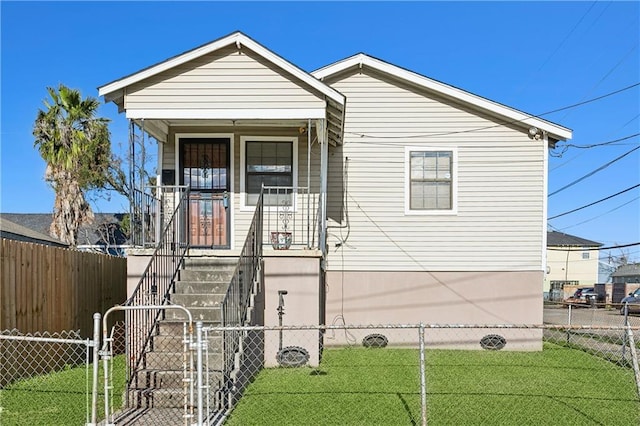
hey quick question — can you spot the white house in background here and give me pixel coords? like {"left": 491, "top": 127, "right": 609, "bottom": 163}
{"left": 544, "top": 231, "right": 602, "bottom": 300}
{"left": 99, "top": 32, "right": 572, "bottom": 348}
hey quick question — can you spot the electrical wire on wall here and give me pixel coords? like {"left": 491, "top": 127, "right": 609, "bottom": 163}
{"left": 324, "top": 156, "right": 356, "bottom": 345}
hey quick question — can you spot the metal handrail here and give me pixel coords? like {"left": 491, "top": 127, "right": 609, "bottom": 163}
{"left": 124, "top": 188, "right": 190, "bottom": 396}
{"left": 219, "top": 191, "right": 263, "bottom": 410}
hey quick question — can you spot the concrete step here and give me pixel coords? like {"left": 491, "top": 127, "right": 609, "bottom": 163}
{"left": 145, "top": 351, "right": 223, "bottom": 370}
{"left": 109, "top": 407, "right": 189, "bottom": 425}
{"left": 153, "top": 334, "right": 222, "bottom": 352}
{"left": 167, "top": 307, "right": 222, "bottom": 322}
{"left": 179, "top": 269, "right": 234, "bottom": 283}
{"left": 171, "top": 293, "right": 224, "bottom": 308}
{"left": 183, "top": 257, "right": 238, "bottom": 270}
{"left": 134, "top": 369, "right": 223, "bottom": 389}
{"left": 174, "top": 280, "right": 229, "bottom": 295}
{"left": 157, "top": 321, "right": 223, "bottom": 335}
{"left": 128, "top": 388, "right": 224, "bottom": 411}
{"left": 128, "top": 388, "right": 186, "bottom": 409}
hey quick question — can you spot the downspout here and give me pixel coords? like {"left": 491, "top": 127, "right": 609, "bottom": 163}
{"left": 318, "top": 118, "right": 328, "bottom": 261}
{"left": 307, "top": 118, "right": 312, "bottom": 248}
{"left": 542, "top": 130, "right": 549, "bottom": 297}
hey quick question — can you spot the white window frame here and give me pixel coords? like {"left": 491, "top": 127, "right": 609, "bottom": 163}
{"left": 240, "top": 135, "right": 298, "bottom": 212}
{"left": 404, "top": 146, "right": 458, "bottom": 215}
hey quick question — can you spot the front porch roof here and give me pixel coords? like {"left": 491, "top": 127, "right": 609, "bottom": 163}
{"left": 98, "top": 31, "right": 345, "bottom": 145}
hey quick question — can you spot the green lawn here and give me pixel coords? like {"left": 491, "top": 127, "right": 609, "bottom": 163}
{"left": 226, "top": 343, "right": 640, "bottom": 425}
{"left": 0, "top": 355, "right": 126, "bottom": 425}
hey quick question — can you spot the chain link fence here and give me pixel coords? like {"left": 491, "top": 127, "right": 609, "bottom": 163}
{"left": 0, "top": 320, "right": 127, "bottom": 426}
{"left": 0, "top": 328, "right": 93, "bottom": 425}
{"left": 544, "top": 300, "right": 640, "bottom": 328}
{"left": 194, "top": 323, "right": 640, "bottom": 426}
{"left": 2, "top": 320, "right": 640, "bottom": 425}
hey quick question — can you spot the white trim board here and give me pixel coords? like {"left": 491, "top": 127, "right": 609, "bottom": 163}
{"left": 126, "top": 108, "right": 328, "bottom": 120}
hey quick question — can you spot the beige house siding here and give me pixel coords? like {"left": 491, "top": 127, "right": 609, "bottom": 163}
{"left": 124, "top": 45, "right": 326, "bottom": 113}
{"left": 324, "top": 69, "right": 546, "bottom": 272}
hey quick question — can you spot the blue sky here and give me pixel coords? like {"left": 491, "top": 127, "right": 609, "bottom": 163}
{"left": 1, "top": 1, "right": 639, "bottom": 261}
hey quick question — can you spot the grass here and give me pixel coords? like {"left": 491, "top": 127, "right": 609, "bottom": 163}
{"left": 226, "top": 343, "right": 640, "bottom": 425}
{"left": 0, "top": 355, "right": 126, "bottom": 425}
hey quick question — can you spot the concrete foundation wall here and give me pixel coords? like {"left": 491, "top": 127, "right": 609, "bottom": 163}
{"left": 325, "top": 270, "right": 543, "bottom": 350}
{"left": 126, "top": 252, "right": 153, "bottom": 299}
{"left": 262, "top": 254, "right": 321, "bottom": 367}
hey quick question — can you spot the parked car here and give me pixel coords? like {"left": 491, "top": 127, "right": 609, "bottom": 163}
{"left": 567, "top": 287, "right": 604, "bottom": 305}
{"left": 620, "top": 288, "right": 640, "bottom": 314}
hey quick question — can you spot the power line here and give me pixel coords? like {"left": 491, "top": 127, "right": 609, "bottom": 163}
{"left": 560, "top": 41, "right": 639, "bottom": 122}
{"left": 550, "top": 113, "right": 640, "bottom": 169}
{"left": 343, "top": 82, "right": 639, "bottom": 140}
{"left": 548, "top": 145, "right": 640, "bottom": 197}
{"left": 514, "top": 1, "right": 597, "bottom": 97}
{"left": 548, "top": 183, "right": 640, "bottom": 220}
{"left": 558, "top": 196, "right": 640, "bottom": 231}
{"left": 557, "top": 133, "right": 639, "bottom": 150}
{"left": 548, "top": 242, "right": 640, "bottom": 251}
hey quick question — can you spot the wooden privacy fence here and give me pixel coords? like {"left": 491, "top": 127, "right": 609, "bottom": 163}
{"left": 0, "top": 238, "right": 127, "bottom": 337}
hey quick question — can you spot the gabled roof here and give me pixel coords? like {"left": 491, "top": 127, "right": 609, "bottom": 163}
{"left": 0, "top": 216, "right": 68, "bottom": 247}
{"left": 98, "top": 31, "right": 345, "bottom": 107}
{"left": 0, "top": 213, "right": 129, "bottom": 248}
{"left": 547, "top": 231, "right": 602, "bottom": 247}
{"left": 612, "top": 263, "right": 640, "bottom": 278}
{"left": 313, "top": 53, "right": 572, "bottom": 141}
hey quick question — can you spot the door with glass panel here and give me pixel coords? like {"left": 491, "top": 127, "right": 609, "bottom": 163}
{"left": 180, "top": 138, "right": 230, "bottom": 248}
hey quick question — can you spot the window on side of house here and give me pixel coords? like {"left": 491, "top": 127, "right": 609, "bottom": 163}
{"left": 241, "top": 137, "right": 297, "bottom": 208}
{"left": 582, "top": 250, "right": 590, "bottom": 259}
{"left": 405, "top": 148, "right": 456, "bottom": 214}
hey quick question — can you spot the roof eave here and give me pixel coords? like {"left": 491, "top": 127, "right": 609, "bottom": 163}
{"left": 313, "top": 54, "right": 572, "bottom": 141}
{"left": 98, "top": 31, "right": 345, "bottom": 107}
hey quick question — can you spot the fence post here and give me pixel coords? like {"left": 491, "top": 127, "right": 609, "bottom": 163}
{"left": 566, "top": 304, "right": 572, "bottom": 344}
{"left": 197, "top": 321, "right": 204, "bottom": 426}
{"left": 89, "top": 313, "right": 101, "bottom": 426}
{"left": 419, "top": 323, "right": 427, "bottom": 426}
{"left": 625, "top": 324, "right": 640, "bottom": 400}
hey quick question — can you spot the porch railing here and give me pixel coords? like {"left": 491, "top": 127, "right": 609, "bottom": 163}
{"left": 130, "top": 185, "right": 189, "bottom": 247}
{"left": 124, "top": 189, "right": 190, "bottom": 394}
{"left": 263, "top": 186, "right": 318, "bottom": 250}
{"left": 220, "top": 191, "right": 263, "bottom": 410}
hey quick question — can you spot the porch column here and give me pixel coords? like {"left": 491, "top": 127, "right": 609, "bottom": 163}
{"left": 316, "top": 119, "right": 328, "bottom": 257}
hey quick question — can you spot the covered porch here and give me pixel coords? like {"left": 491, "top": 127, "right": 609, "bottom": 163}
{"left": 98, "top": 32, "right": 345, "bottom": 256}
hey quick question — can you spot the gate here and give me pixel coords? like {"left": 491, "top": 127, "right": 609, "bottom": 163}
{"left": 100, "top": 305, "right": 196, "bottom": 425}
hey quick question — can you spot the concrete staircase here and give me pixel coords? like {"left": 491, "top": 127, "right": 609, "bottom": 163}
{"left": 126, "top": 257, "right": 238, "bottom": 417}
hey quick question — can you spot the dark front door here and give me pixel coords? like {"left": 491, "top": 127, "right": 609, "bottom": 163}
{"left": 180, "top": 138, "right": 230, "bottom": 248}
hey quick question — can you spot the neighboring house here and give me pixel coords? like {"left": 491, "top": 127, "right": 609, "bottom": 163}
{"left": 612, "top": 263, "right": 640, "bottom": 284}
{"left": 98, "top": 32, "right": 571, "bottom": 344}
{"left": 611, "top": 263, "right": 640, "bottom": 303}
{"left": 545, "top": 231, "right": 602, "bottom": 300}
{"left": 0, "top": 217, "right": 68, "bottom": 247}
{"left": 0, "top": 213, "right": 128, "bottom": 256}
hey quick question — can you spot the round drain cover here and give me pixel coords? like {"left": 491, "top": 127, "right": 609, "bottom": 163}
{"left": 362, "top": 333, "right": 388, "bottom": 348}
{"left": 480, "top": 334, "right": 507, "bottom": 350}
{"left": 277, "top": 346, "right": 310, "bottom": 367}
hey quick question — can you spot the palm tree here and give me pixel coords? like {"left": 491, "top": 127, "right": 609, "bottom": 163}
{"left": 33, "top": 84, "right": 111, "bottom": 246}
